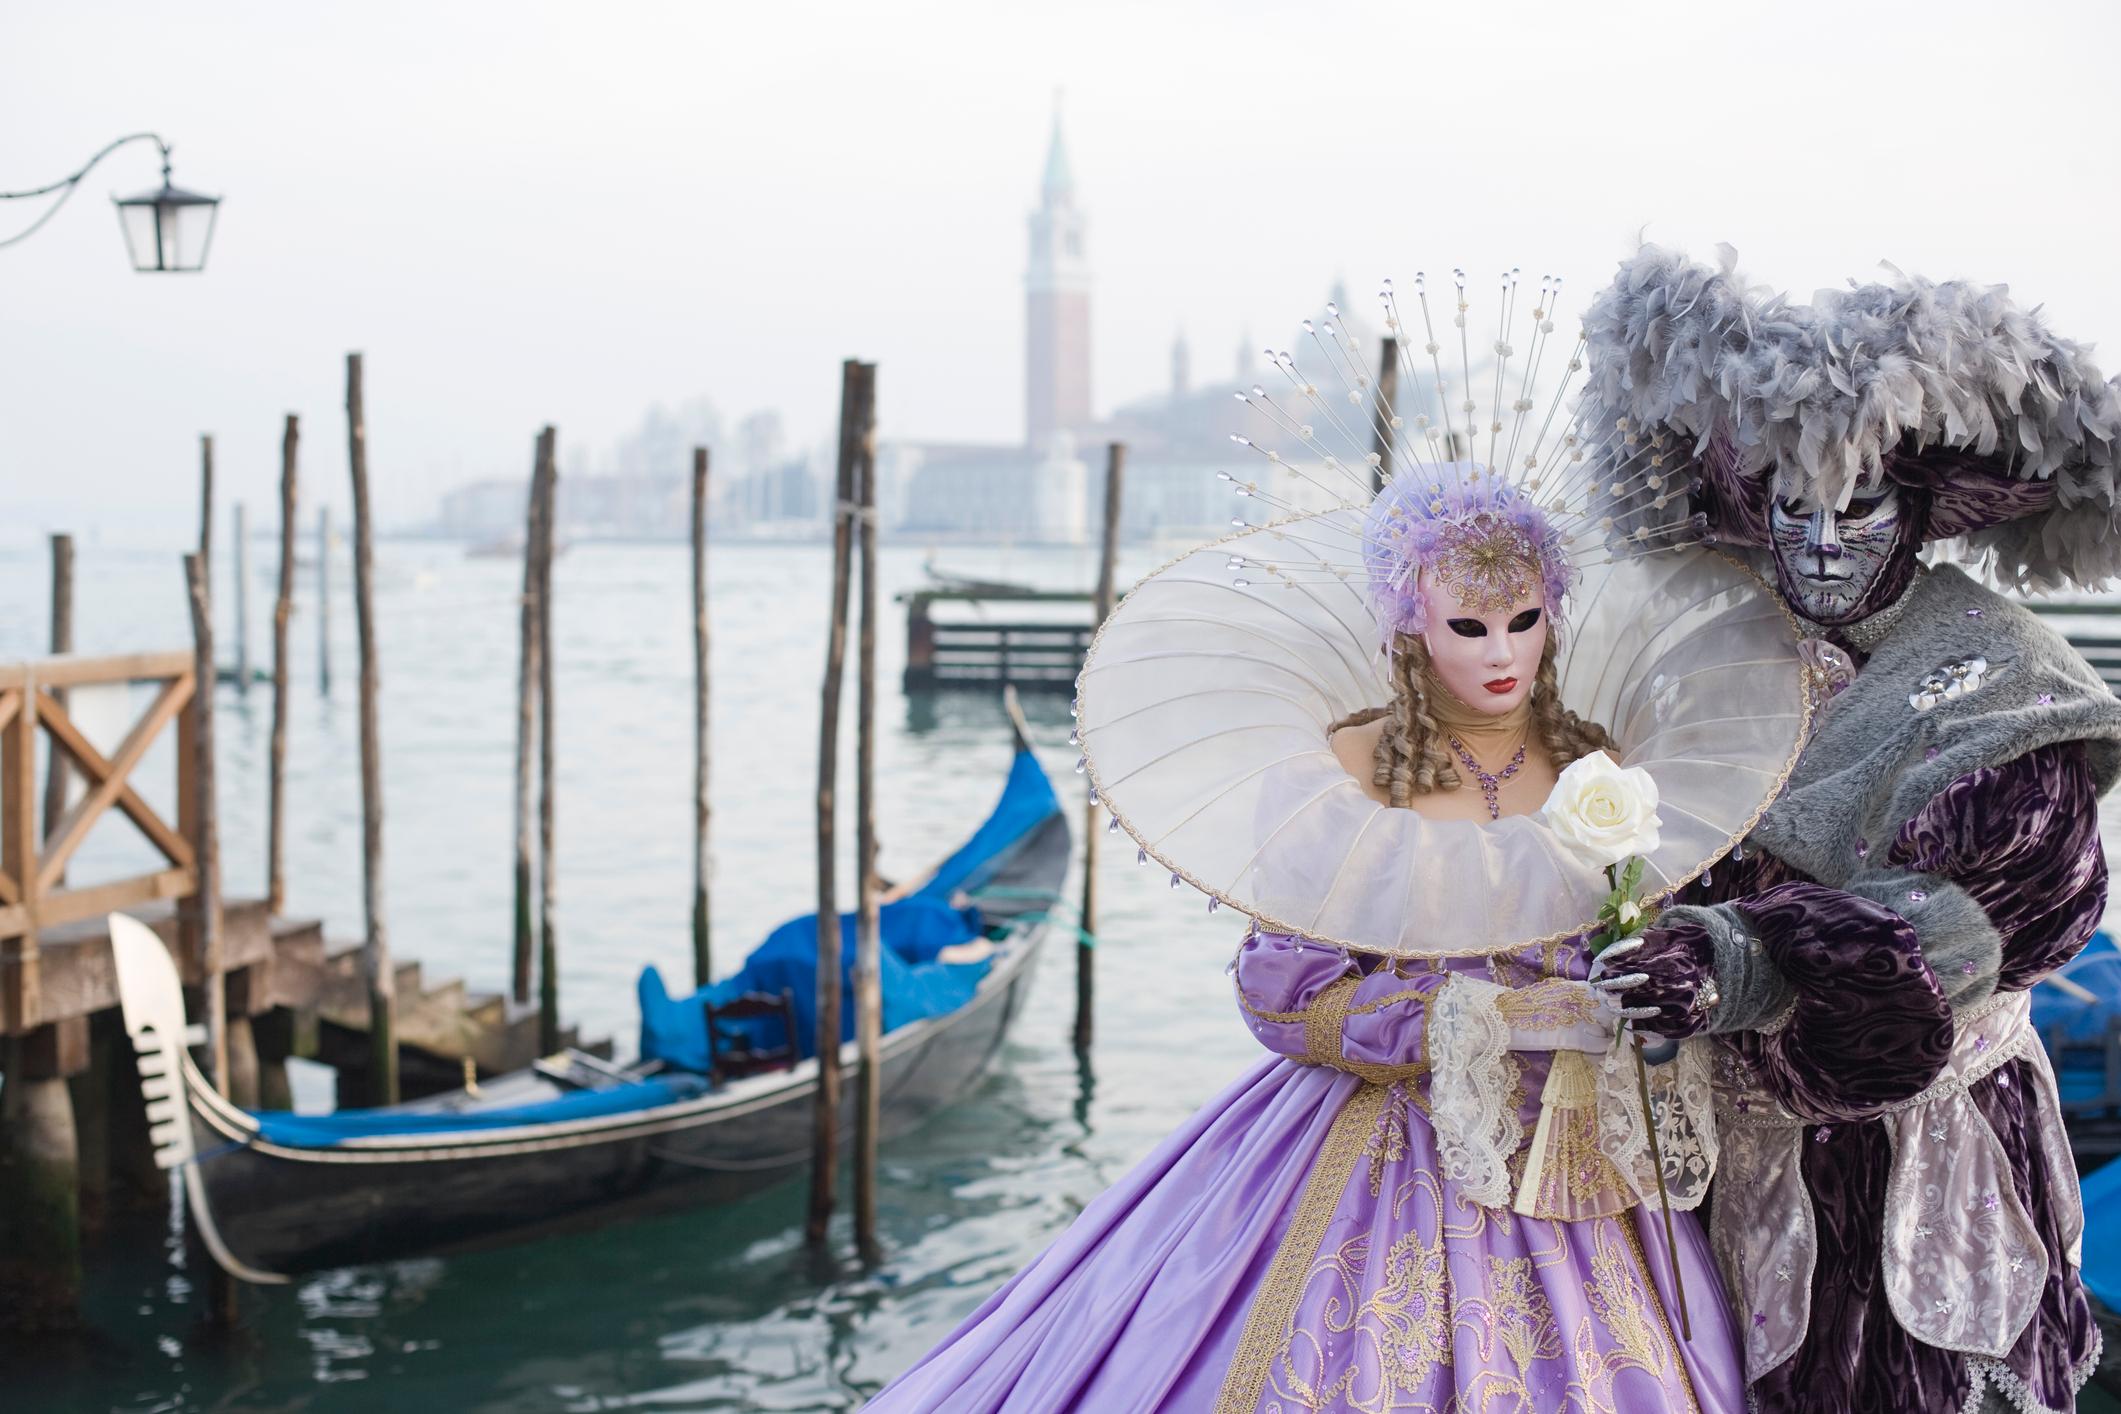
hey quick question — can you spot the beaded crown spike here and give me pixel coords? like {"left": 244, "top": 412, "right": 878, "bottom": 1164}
{"left": 1214, "top": 269, "right": 1705, "bottom": 651}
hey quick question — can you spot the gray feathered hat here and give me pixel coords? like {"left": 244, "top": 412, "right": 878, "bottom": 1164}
{"left": 1580, "top": 244, "right": 2121, "bottom": 590}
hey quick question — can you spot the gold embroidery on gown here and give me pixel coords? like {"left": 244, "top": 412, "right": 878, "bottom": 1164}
{"left": 1216, "top": 1082, "right": 1703, "bottom": 1413}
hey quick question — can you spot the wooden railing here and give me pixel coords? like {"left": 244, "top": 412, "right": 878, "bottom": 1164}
{"left": 0, "top": 651, "right": 199, "bottom": 1034}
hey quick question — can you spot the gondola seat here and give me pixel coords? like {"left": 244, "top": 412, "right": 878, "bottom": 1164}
{"left": 704, "top": 988, "right": 801, "bottom": 1081}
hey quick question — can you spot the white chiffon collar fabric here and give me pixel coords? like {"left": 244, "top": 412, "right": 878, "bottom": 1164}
{"left": 1077, "top": 511, "right": 1814, "bottom": 960}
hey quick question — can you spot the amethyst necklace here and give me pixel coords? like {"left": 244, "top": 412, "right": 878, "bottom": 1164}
{"left": 1448, "top": 734, "right": 1526, "bottom": 819}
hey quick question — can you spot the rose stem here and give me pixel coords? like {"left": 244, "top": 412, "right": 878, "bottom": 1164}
{"left": 1633, "top": 1031, "right": 1692, "bottom": 1340}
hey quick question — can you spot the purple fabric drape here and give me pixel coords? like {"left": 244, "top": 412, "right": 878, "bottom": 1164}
{"left": 869, "top": 930, "right": 1747, "bottom": 1412}
{"left": 1663, "top": 740, "right": 2105, "bottom": 1412}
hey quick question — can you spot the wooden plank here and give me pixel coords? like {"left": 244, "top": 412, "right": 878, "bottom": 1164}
{"left": 34, "top": 679, "right": 194, "bottom": 888}
{"left": 533, "top": 428, "right": 559, "bottom": 1055}
{"left": 348, "top": 350, "right": 398, "bottom": 1106}
{"left": 809, "top": 358, "right": 868, "bottom": 1249}
{"left": 853, "top": 365, "right": 882, "bottom": 1262}
{"left": 36, "top": 682, "right": 191, "bottom": 871}
{"left": 184, "top": 552, "right": 230, "bottom": 1095}
{"left": 1079, "top": 440, "right": 1125, "bottom": 1053}
{"left": 1370, "top": 336, "right": 1399, "bottom": 497}
{"left": 20, "top": 1016, "right": 89, "bottom": 1079}
{"left": 0, "top": 652, "right": 194, "bottom": 693}
{"left": 512, "top": 430, "right": 550, "bottom": 1005}
{"left": 269, "top": 414, "right": 299, "bottom": 914}
{"left": 41, "top": 535, "right": 74, "bottom": 842}
{"left": 2, "top": 683, "right": 39, "bottom": 1028}
{"left": 31, "top": 869, "right": 193, "bottom": 934}
{"left": 692, "top": 444, "right": 713, "bottom": 989}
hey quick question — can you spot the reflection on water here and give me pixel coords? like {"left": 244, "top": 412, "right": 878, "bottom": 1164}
{"left": 4, "top": 536, "right": 1255, "bottom": 1411}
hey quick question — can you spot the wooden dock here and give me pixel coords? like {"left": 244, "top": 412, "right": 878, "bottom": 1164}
{"left": 0, "top": 648, "right": 598, "bottom": 1328}
{"left": 900, "top": 587, "right": 1099, "bottom": 692}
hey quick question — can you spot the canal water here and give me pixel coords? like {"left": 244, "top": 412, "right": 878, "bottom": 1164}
{"left": 4, "top": 532, "right": 1260, "bottom": 1412}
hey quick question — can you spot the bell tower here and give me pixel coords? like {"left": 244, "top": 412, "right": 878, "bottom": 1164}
{"left": 1025, "top": 103, "right": 1091, "bottom": 449}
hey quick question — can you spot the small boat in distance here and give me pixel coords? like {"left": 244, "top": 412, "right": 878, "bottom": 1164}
{"left": 112, "top": 718, "right": 1069, "bottom": 1282}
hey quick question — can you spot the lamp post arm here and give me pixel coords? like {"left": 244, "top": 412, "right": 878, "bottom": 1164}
{"left": 0, "top": 131, "right": 172, "bottom": 250}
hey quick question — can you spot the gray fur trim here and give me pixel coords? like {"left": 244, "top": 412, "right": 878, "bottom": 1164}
{"left": 1841, "top": 870, "right": 2001, "bottom": 1011}
{"left": 1748, "top": 565, "right": 2121, "bottom": 884}
{"left": 1659, "top": 902, "right": 1794, "bottom": 1035}
{"left": 1580, "top": 244, "right": 2121, "bottom": 590}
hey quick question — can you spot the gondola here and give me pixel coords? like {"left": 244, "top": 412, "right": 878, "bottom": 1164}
{"left": 112, "top": 719, "right": 1069, "bottom": 1283}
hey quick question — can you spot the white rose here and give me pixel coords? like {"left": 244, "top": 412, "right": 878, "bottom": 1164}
{"left": 1540, "top": 753, "right": 1662, "bottom": 869}
{"left": 1618, "top": 899, "right": 1642, "bottom": 927}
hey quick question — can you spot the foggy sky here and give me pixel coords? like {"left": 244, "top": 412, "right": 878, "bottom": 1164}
{"left": 5, "top": 0, "right": 2118, "bottom": 542}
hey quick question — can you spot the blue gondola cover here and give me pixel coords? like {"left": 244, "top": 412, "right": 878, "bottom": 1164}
{"left": 248, "top": 1073, "right": 709, "bottom": 1147}
{"left": 640, "top": 747, "right": 1061, "bottom": 1071}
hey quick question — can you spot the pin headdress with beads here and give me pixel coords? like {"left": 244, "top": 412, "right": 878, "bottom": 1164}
{"left": 1214, "top": 269, "right": 1706, "bottom": 645}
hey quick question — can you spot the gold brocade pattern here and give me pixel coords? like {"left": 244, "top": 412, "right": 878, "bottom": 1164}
{"left": 1217, "top": 1083, "right": 1392, "bottom": 1414}
{"left": 1494, "top": 979, "right": 1607, "bottom": 1032}
{"left": 1305, "top": 978, "right": 1364, "bottom": 1070}
{"left": 1219, "top": 1082, "right": 1704, "bottom": 1414}
{"left": 1365, "top": 1084, "right": 1414, "bottom": 1197}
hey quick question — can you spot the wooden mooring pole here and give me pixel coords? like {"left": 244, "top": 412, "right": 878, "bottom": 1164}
{"left": 807, "top": 359, "right": 869, "bottom": 1248}
{"left": 1370, "top": 336, "right": 1399, "bottom": 498}
{"left": 1076, "top": 441, "right": 1124, "bottom": 1053}
{"left": 317, "top": 505, "right": 332, "bottom": 695}
{"left": 197, "top": 434, "right": 214, "bottom": 572}
{"left": 534, "top": 431, "right": 560, "bottom": 1055}
{"left": 853, "top": 371, "right": 882, "bottom": 1263}
{"left": 512, "top": 431, "right": 552, "bottom": 1006}
{"left": 269, "top": 416, "right": 298, "bottom": 915}
{"left": 185, "top": 548, "right": 241, "bottom": 1329}
{"left": 41, "top": 534, "right": 73, "bottom": 844}
{"left": 232, "top": 502, "right": 251, "bottom": 693}
{"left": 346, "top": 353, "right": 397, "bottom": 1105}
{"left": 691, "top": 446, "right": 713, "bottom": 989}
{"left": 182, "top": 554, "right": 229, "bottom": 1096}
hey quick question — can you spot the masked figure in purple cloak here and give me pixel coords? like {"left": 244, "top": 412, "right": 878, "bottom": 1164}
{"left": 1582, "top": 246, "right": 2121, "bottom": 1414}
{"left": 867, "top": 272, "right": 1815, "bottom": 1413}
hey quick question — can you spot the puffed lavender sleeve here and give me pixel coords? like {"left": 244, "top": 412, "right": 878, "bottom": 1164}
{"left": 1233, "top": 931, "right": 1613, "bottom": 1082}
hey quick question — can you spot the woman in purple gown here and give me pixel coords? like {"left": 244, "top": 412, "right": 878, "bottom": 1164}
{"left": 869, "top": 279, "right": 1813, "bottom": 1412}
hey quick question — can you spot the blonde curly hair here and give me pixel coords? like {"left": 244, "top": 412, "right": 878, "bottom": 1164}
{"left": 1327, "top": 634, "right": 1610, "bottom": 808}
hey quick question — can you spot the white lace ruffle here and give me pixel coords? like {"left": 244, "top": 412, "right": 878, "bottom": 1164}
{"left": 1954, "top": 1332, "right": 2103, "bottom": 1414}
{"left": 1596, "top": 1033, "right": 1719, "bottom": 1212}
{"left": 1427, "top": 975, "right": 1521, "bottom": 1208}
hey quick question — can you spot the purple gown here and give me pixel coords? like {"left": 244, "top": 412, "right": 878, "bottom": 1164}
{"left": 868, "top": 932, "right": 1746, "bottom": 1412}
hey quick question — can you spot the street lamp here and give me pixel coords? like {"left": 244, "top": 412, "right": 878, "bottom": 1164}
{"left": 0, "top": 132, "right": 221, "bottom": 273}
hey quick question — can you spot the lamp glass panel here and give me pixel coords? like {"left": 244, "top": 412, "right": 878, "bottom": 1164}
{"left": 165, "top": 198, "right": 218, "bottom": 272}
{"left": 117, "top": 201, "right": 164, "bottom": 271}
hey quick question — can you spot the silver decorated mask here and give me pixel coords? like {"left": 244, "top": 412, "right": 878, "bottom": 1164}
{"left": 1768, "top": 485, "right": 1914, "bottom": 626}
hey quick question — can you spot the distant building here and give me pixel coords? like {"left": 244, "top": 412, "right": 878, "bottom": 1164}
{"left": 894, "top": 107, "right": 1384, "bottom": 546}
{"left": 1025, "top": 110, "right": 1092, "bottom": 450}
{"left": 437, "top": 479, "right": 526, "bottom": 541}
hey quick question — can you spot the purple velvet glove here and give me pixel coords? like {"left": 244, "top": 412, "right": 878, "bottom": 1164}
{"left": 1590, "top": 914, "right": 1720, "bottom": 1039}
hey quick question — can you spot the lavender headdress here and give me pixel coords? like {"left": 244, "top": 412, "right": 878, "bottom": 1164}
{"left": 1362, "top": 464, "right": 1574, "bottom": 648}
